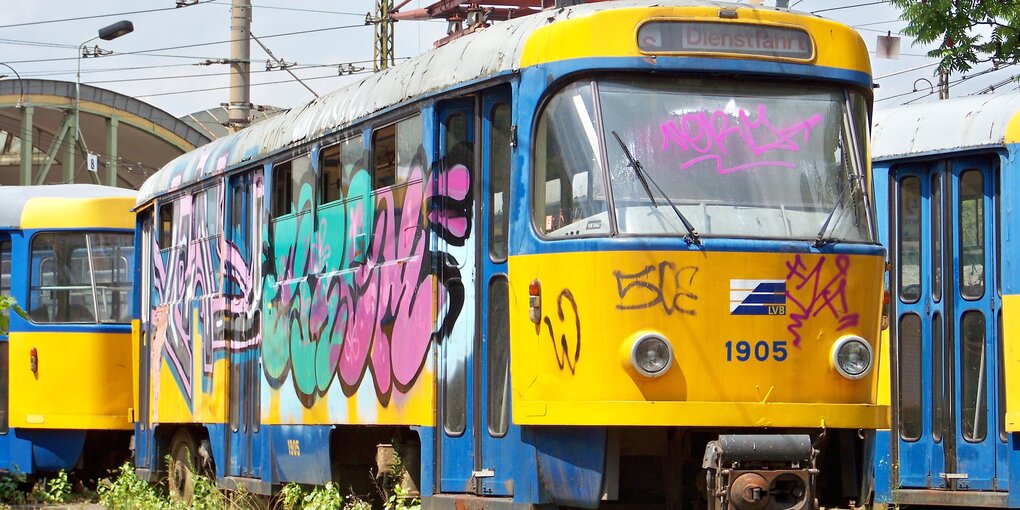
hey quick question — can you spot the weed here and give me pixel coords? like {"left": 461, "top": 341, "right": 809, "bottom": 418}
{"left": 0, "top": 467, "right": 26, "bottom": 505}
{"left": 37, "top": 469, "right": 73, "bottom": 504}
{"left": 98, "top": 463, "right": 177, "bottom": 510}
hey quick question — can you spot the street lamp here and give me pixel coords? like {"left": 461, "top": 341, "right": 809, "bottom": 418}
{"left": 75, "top": 20, "right": 134, "bottom": 153}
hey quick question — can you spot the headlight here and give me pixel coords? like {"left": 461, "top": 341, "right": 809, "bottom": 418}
{"left": 631, "top": 334, "right": 673, "bottom": 378}
{"left": 831, "top": 335, "right": 873, "bottom": 380}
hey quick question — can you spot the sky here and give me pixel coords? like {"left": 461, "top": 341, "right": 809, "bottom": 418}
{"left": 0, "top": 0, "right": 1014, "bottom": 118}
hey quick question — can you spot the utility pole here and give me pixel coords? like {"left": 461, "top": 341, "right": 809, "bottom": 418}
{"left": 374, "top": 0, "right": 395, "bottom": 72}
{"left": 938, "top": 69, "right": 950, "bottom": 99}
{"left": 228, "top": 0, "right": 252, "bottom": 129}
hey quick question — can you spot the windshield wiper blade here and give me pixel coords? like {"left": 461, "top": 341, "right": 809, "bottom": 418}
{"left": 611, "top": 130, "right": 700, "bottom": 244}
{"left": 813, "top": 175, "right": 856, "bottom": 247}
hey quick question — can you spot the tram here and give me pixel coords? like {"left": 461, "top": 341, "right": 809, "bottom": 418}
{"left": 133, "top": 1, "right": 886, "bottom": 509}
{"left": 873, "top": 93, "right": 1020, "bottom": 507}
{"left": 0, "top": 184, "right": 135, "bottom": 475}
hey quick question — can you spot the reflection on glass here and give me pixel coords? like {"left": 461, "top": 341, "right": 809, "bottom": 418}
{"left": 489, "top": 103, "right": 511, "bottom": 261}
{"left": 959, "top": 170, "right": 985, "bottom": 299}
{"left": 932, "top": 172, "right": 942, "bottom": 301}
{"left": 488, "top": 278, "right": 510, "bottom": 436}
{"left": 899, "top": 313, "right": 922, "bottom": 441}
{"left": 899, "top": 177, "right": 921, "bottom": 302}
{"left": 580, "top": 78, "right": 868, "bottom": 240}
{"left": 30, "top": 232, "right": 134, "bottom": 324}
{"left": 961, "top": 311, "right": 987, "bottom": 442}
{"left": 932, "top": 314, "right": 943, "bottom": 442}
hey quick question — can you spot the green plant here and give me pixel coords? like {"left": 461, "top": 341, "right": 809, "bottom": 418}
{"left": 0, "top": 296, "right": 26, "bottom": 336}
{"left": 343, "top": 493, "right": 372, "bottom": 510}
{"left": 98, "top": 463, "right": 177, "bottom": 510}
{"left": 278, "top": 482, "right": 304, "bottom": 510}
{"left": 385, "top": 484, "right": 420, "bottom": 510}
{"left": 38, "top": 469, "right": 73, "bottom": 504}
{"left": 0, "top": 467, "right": 26, "bottom": 504}
{"left": 302, "top": 482, "right": 343, "bottom": 510}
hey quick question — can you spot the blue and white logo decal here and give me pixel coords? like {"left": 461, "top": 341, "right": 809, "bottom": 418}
{"left": 730, "top": 279, "right": 787, "bottom": 315}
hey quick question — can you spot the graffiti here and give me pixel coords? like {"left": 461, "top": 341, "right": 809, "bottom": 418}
{"left": 261, "top": 148, "right": 470, "bottom": 407}
{"left": 784, "top": 254, "right": 859, "bottom": 347}
{"left": 614, "top": 262, "right": 698, "bottom": 315}
{"left": 659, "top": 104, "right": 823, "bottom": 174}
{"left": 543, "top": 289, "right": 581, "bottom": 374}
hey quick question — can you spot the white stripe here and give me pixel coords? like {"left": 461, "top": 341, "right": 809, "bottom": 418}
{"left": 729, "top": 279, "right": 784, "bottom": 290}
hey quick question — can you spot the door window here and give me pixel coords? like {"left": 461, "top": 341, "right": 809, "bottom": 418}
{"left": 489, "top": 103, "right": 511, "bottom": 262}
{"left": 959, "top": 170, "right": 985, "bottom": 300}
{"left": 487, "top": 277, "right": 510, "bottom": 437}
{"left": 899, "top": 313, "right": 922, "bottom": 441}
{"left": 960, "top": 311, "right": 987, "bottom": 442}
{"left": 932, "top": 313, "right": 944, "bottom": 442}
{"left": 931, "top": 172, "right": 943, "bottom": 302}
{"left": 899, "top": 176, "right": 921, "bottom": 303}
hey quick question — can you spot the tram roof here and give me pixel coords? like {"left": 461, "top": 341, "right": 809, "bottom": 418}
{"left": 872, "top": 92, "right": 1020, "bottom": 162}
{"left": 0, "top": 184, "right": 135, "bottom": 229}
{"left": 137, "top": 0, "right": 866, "bottom": 205}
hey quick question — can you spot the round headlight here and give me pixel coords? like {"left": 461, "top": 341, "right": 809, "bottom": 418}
{"left": 631, "top": 334, "right": 673, "bottom": 377}
{"left": 832, "top": 335, "right": 873, "bottom": 380}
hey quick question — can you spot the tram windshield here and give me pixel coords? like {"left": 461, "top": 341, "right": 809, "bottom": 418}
{"left": 29, "top": 232, "right": 134, "bottom": 324}
{"left": 533, "top": 76, "right": 873, "bottom": 242}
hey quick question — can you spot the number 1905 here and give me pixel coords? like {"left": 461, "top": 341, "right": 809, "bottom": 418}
{"left": 725, "top": 340, "right": 788, "bottom": 362}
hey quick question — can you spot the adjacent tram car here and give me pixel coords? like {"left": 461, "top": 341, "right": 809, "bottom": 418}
{"left": 133, "top": 1, "right": 886, "bottom": 508}
{"left": 873, "top": 93, "right": 1020, "bottom": 507}
{"left": 0, "top": 184, "right": 135, "bottom": 475}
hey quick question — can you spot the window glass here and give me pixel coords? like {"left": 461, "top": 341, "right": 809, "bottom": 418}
{"left": 0, "top": 239, "right": 10, "bottom": 295}
{"left": 158, "top": 203, "right": 174, "bottom": 250}
{"left": 398, "top": 116, "right": 423, "bottom": 186}
{"left": 488, "top": 277, "right": 510, "bottom": 436}
{"left": 374, "top": 124, "right": 396, "bottom": 189}
{"left": 899, "top": 176, "right": 921, "bottom": 303}
{"left": 899, "top": 313, "right": 922, "bottom": 441}
{"left": 29, "top": 232, "right": 133, "bottom": 324}
{"left": 533, "top": 81, "right": 609, "bottom": 236}
{"left": 932, "top": 313, "right": 943, "bottom": 442}
{"left": 961, "top": 311, "right": 987, "bottom": 442}
{"left": 272, "top": 160, "right": 294, "bottom": 218}
{"left": 320, "top": 144, "right": 343, "bottom": 204}
{"left": 959, "top": 170, "right": 985, "bottom": 300}
{"left": 321, "top": 136, "right": 367, "bottom": 205}
{"left": 489, "top": 103, "right": 511, "bottom": 261}
{"left": 932, "top": 172, "right": 942, "bottom": 302}
{"left": 598, "top": 78, "right": 871, "bottom": 240}
{"left": 192, "top": 186, "right": 222, "bottom": 240}
{"left": 91, "top": 233, "right": 133, "bottom": 323}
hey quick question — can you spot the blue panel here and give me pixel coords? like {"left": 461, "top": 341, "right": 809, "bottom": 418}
{"left": 0, "top": 429, "right": 34, "bottom": 474}
{"left": 1008, "top": 433, "right": 1020, "bottom": 507}
{"left": 207, "top": 424, "right": 228, "bottom": 479}
{"left": 415, "top": 426, "right": 435, "bottom": 498}
{"left": 873, "top": 430, "right": 892, "bottom": 504}
{"left": 270, "top": 425, "right": 332, "bottom": 485}
{"left": 23, "top": 429, "right": 86, "bottom": 472}
{"left": 525, "top": 426, "right": 605, "bottom": 509}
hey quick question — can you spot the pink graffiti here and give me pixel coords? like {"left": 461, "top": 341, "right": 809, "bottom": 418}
{"left": 785, "top": 254, "right": 859, "bottom": 348}
{"left": 659, "top": 104, "right": 823, "bottom": 174}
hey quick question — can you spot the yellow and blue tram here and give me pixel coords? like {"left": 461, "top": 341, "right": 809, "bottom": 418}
{"left": 0, "top": 184, "right": 135, "bottom": 475}
{"left": 873, "top": 93, "right": 1020, "bottom": 507}
{"left": 133, "top": 1, "right": 886, "bottom": 508}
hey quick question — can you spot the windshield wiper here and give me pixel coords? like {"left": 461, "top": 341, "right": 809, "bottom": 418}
{"left": 813, "top": 175, "right": 854, "bottom": 247}
{"left": 611, "top": 130, "right": 700, "bottom": 244}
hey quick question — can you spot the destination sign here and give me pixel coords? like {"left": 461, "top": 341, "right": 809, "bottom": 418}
{"left": 638, "top": 21, "right": 814, "bottom": 60}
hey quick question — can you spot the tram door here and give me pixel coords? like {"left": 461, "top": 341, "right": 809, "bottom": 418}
{"left": 437, "top": 88, "right": 516, "bottom": 496}
{"left": 894, "top": 156, "right": 1003, "bottom": 491}
{"left": 136, "top": 213, "right": 154, "bottom": 469}
{"left": 225, "top": 171, "right": 263, "bottom": 479}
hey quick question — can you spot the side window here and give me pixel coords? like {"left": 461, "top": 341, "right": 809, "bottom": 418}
{"left": 272, "top": 160, "right": 294, "bottom": 218}
{"left": 489, "top": 103, "right": 511, "bottom": 261}
{"left": 158, "top": 202, "right": 174, "bottom": 250}
{"left": 30, "top": 233, "right": 95, "bottom": 324}
{"left": 533, "top": 81, "right": 608, "bottom": 237}
{"left": 320, "top": 134, "right": 367, "bottom": 204}
{"left": 191, "top": 185, "right": 223, "bottom": 296}
{"left": 0, "top": 239, "right": 10, "bottom": 296}
{"left": 374, "top": 115, "right": 422, "bottom": 190}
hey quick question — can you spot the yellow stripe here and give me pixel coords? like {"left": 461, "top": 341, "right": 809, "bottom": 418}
{"left": 520, "top": 5, "right": 870, "bottom": 76}
{"left": 20, "top": 196, "right": 135, "bottom": 230}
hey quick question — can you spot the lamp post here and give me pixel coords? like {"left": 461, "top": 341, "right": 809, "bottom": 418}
{"left": 0, "top": 63, "right": 24, "bottom": 107}
{"left": 75, "top": 20, "right": 134, "bottom": 153}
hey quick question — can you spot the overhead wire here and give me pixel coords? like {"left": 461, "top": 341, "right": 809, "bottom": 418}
{"left": 0, "top": 0, "right": 217, "bottom": 29}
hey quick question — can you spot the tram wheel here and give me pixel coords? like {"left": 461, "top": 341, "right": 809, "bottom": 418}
{"left": 168, "top": 428, "right": 198, "bottom": 503}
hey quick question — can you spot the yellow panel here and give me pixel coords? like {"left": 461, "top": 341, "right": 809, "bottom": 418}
{"left": 153, "top": 356, "right": 197, "bottom": 423}
{"left": 509, "top": 250, "right": 887, "bottom": 428}
{"left": 520, "top": 6, "right": 870, "bottom": 76}
{"left": 9, "top": 331, "right": 133, "bottom": 430}
{"left": 876, "top": 327, "right": 891, "bottom": 408}
{"left": 1003, "top": 294, "right": 1020, "bottom": 431}
{"left": 20, "top": 196, "right": 135, "bottom": 230}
